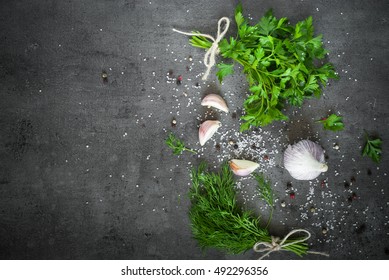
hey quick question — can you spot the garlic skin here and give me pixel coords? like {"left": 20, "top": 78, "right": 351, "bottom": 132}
{"left": 229, "top": 159, "right": 259, "bottom": 176}
{"left": 201, "top": 94, "right": 229, "bottom": 113}
{"left": 284, "top": 140, "right": 328, "bottom": 180}
{"left": 199, "top": 120, "right": 221, "bottom": 146}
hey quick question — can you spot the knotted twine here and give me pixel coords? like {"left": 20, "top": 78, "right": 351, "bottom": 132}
{"left": 253, "top": 229, "right": 330, "bottom": 260}
{"left": 172, "top": 17, "right": 230, "bottom": 80}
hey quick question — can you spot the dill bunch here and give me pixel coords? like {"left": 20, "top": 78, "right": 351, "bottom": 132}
{"left": 189, "top": 162, "right": 309, "bottom": 256}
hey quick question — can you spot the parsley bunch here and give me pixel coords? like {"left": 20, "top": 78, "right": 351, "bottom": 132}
{"left": 190, "top": 5, "right": 337, "bottom": 131}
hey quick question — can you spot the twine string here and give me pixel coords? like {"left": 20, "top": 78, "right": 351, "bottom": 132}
{"left": 253, "top": 229, "right": 330, "bottom": 260}
{"left": 172, "top": 17, "right": 230, "bottom": 80}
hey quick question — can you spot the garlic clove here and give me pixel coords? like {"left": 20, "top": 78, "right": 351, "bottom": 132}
{"left": 201, "top": 94, "right": 229, "bottom": 113}
{"left": 229, "top": 159, "right": 259, "bottom": 176}
{"left": 284, "top": 140, "right": 328, "bottom": 180}
{"left": 199, "top": 120, "right": 221, "bottom": 146}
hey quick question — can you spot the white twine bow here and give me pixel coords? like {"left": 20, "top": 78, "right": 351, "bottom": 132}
{"left": 172, "top": 17, "right": 230, "bottom": 80}
{"left": 253, "top": 229, "right": 330, "bottom": 260}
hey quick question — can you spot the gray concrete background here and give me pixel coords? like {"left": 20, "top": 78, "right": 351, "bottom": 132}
{"left": 0, "top": 0, "right": 388, "bottom": 259}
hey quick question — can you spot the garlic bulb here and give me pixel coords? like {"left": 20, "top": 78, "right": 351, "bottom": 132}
{"left": 284, "top": 140, "right": 328, "bottom": 180}
{"left": 199, "top": 120, "right": 221, "bottom": 146}
{"left": 229, "top": 159, "right": 259, "bottom": 176}
{"left": 201, "top": 94, "right": 229, "bottom": 113}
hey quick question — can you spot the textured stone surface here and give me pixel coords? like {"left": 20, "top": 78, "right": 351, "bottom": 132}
{"left": 0, "top": 0, "right": 388, "bottom": 259}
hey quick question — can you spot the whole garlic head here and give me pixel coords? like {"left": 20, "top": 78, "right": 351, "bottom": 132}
{"left": 284, "top": 140, "right": 328, "bottom": 180}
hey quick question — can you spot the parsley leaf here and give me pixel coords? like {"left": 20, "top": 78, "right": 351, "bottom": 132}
{"left": 316, "top": 114, "right": 344, "bottom": 131}
{"left": 188, "top": 5, "right": 337, "bottom": 130}
{"left": 165, "top": 132, "right": 196, "bottom": 155}
{"left": 362, "top": 133, "right": 382, "bottom": 163}
{"left": 216, "top": 63, "right": 234, "bottom": 83}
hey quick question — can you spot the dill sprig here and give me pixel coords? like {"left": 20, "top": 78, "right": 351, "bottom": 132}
{"left": 189, "top": 162, "right": 309, "bottom": 256}
{"left": 253, "top": 172, "right": 274, "bottom": 229}
{"left": 165, "top": 132, "right": 196, "bottom": 155}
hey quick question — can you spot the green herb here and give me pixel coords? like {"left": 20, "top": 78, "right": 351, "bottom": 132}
{"left": 190, "top": 4, "right": 337, "bottom": 131}
{"left": 316, "top": 114, "right": 344, "bottom": 131}
{"left": 253, "top": 173, "right": 274, "bottom": 228}
{"left": 189, "top": 162, "right": 308, "bottom": 256}
{"left": 165, "top": 132, "right": 196, "bottom": 155}
{"left": 362, "top": 132, "right": 382, "bottom": 163}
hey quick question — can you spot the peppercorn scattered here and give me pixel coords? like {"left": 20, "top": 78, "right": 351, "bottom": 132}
{"left": 171, "top": 118, "right": 177, "bottom": 127}
{"left": 367, "top": 168, "right": 372, "bottom": 176}
{"left": 176, "top": 75, "right": 183, "bottom": 85}
{"left": 286, "top": 182, "right": 292, "bottom": 189}
{"left": 263, "top": 155, "right": 269, "bottom": 160}
{"left": 215, "top": 143, "right": 221, "bottom": 151}
{"left": 101, "top": 71, "right": 108, "bottom": 83}
{"left": 344, "top": 181, "right": 350, "bottom": 188}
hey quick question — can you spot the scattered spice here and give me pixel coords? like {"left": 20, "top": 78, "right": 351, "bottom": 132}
{"left": 176, "top": 75, "right": 183, "bottom": 85}
{"left": 289, "top": 192, "right": 295, "bottom": 199}
{"left": 367, "top": 168, "right": 372, "bottom": 176}
{"left": 263, "top": 154, "right": 269, "bottom": 161}
{"left": 355, "top": 224, "right": 366, "bottom": 234}
{"left": 171, "top": 118, "right": 177, "bottom": 127}
{"left": 215, "top": 143, "right": 221, "bottom": 151}
{"left": 286, "top": 182, "right": 292, "bottom": 189}
{"left": 101, "top": 71, "right": 108, "bottom": 83}
{"left": 344, "top": 181, "right": 350, "bottom": 188}
{"left": 352, "top": 192, "right": 358, "bottom": 200}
